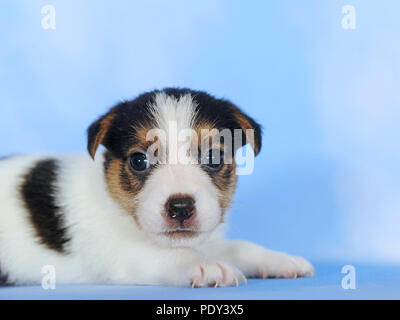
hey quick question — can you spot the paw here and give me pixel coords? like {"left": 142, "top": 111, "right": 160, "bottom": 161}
{"left": 188, "top": 261, "right": 246, "bottom": 288}
{"left": 251, "top": 251, "right": 315, "bottom": 279}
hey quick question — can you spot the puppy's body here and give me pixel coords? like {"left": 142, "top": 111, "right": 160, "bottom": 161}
{"left": 0, "top": 88, "right": 314, "bottom": 286}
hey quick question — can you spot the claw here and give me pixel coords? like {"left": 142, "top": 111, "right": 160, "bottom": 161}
{"left": 191, "top": 281, "right": 197, "bottom": 288}
{"left": 214, "top": 280, "right": 219, "bottom": 288}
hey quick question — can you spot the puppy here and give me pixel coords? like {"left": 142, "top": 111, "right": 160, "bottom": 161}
{"left": 0, "top": 88, "right": 314, "bottom": 287}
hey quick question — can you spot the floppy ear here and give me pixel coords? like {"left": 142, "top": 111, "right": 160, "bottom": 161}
{"left": 231, "top": 106, "right": 262, "bottom": 156}
{"left": 87, "top": 112, "right": 115, "bottom": 160}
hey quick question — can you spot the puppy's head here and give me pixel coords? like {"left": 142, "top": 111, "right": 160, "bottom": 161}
{"left": 87, "top": 88, "right": 262, "bottom": 247}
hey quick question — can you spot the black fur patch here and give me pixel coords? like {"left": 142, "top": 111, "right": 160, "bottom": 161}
{"left": 0, "top": 264, "right": 12, "bottom": 286}
{"left": 88, "top": 87, "right": 262, "bottom": 161}
{"left": 103, "top": 151, "right": 113, "bottom": 173}
{"left": 20, "top": 159, "right": 70, "bottom": 253}
{"left": 120, "top": 163, "right": 133, "bottom": 192}
{"left": 88, "top": 93, "right": 157, "bottom": 160}
{"left": 162, "top": 88, "right": 262, "bottom": 155}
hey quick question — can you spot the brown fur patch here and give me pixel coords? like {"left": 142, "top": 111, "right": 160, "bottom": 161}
{"left": 130, "top": 124, "right": 156, "bottom": 150}
{"left": 193, "top": 120, "right": 215, "bottom": 141}
{"left": 128, "top": 125, "right": 165, "bottom": 163}
{"left": 103, "top": 155, "right": 141, "bottom": 218}
{"left": 232, "top": 108, "right": 260, "bottom": 155}
{"left": 89, "top": 113, "right": 116, "bottom": 159}
{"left": 205, "top": 162, "right": 237, "bottom": 220}
{"left": 194, "top": 122, "right": 234, "bottom": 164}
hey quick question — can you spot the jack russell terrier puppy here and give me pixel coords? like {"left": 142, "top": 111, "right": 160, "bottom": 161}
{"left": 0, "top": 88, "right": 314, "bottom": 287}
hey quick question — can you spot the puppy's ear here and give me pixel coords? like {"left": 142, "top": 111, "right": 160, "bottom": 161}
{"left": 231, "top": 106, "right": 262, "bottom": 156}
{"left": 87, "top": 111, "right": 116, "bottom": 160}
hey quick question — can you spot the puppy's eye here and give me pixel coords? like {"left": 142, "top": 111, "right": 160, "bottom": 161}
{"left": 203, "top": 148, "right": 224, "bottom": 170}
{"left": 129, "top": 151, "right": 150, "bottom": 172}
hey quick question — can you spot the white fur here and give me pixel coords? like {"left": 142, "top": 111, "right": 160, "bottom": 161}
{"left": 0, "top": 93, "right": 314, "bottom": 287}
{"left": 136, "top": 163, "right": 221, "bottom": 248}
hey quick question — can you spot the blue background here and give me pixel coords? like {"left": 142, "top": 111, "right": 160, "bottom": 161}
{"left": 0, "top": 0, "right": 399, "bottom": 299}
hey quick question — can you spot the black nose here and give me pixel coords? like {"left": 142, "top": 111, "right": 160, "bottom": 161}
{"left": 166, "top": 196, "right": 195, "bottom": 222}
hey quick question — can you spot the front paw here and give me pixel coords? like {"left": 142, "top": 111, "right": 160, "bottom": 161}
{"left": 187, "top": 261, "right": 246, "bottom": 288}
{"left": 250, "top": 251, "right": 315, "bottom": 279}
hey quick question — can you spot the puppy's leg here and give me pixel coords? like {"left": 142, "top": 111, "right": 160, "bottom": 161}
{"left": 199, "top": 239, "right": 315, "bottom": 279}
{"left": 104, "top": 244, "right": 245, "bottom": 287}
